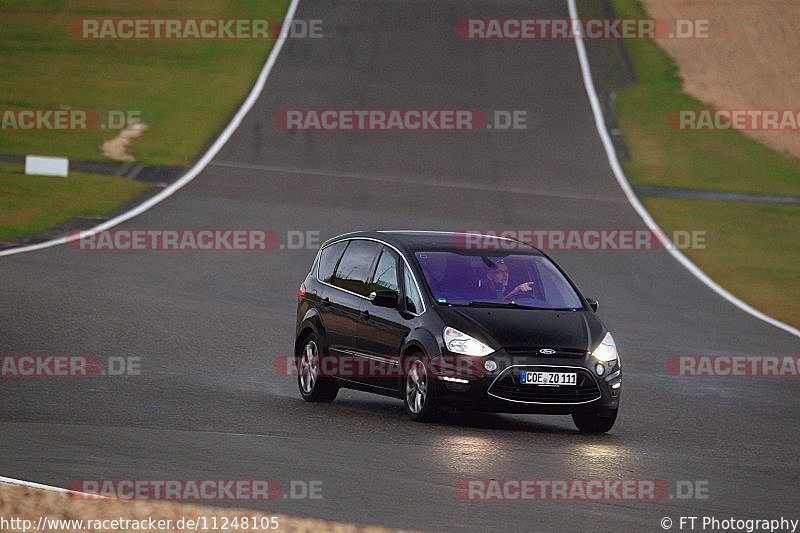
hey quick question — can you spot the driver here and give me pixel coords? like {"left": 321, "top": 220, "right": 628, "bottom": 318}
{"left": 482, "top": 260, "right": 535, "bottom": 300}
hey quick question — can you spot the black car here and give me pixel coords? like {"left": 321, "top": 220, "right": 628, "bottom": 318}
{"left": 294, "top": 231, "right": 621, "bottom": 432}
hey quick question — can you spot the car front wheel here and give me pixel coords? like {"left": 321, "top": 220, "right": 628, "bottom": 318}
{"left": 572, "top": 409, "right": 618, "bottom": 433}
{"left": 403, "top": 356, "right": 438, "bottom": 422}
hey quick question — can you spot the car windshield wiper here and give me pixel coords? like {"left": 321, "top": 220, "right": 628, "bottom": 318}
{"left": 466, "top": 300, "right": 547, "bottom": 310}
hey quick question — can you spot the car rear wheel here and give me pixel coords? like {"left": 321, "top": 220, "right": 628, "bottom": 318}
{"left": 297, "top": 333, "right": 338, "bottom": 403}
{"left": 572, "top": 409, "right": 617, "bottom": 433}
{"left": 403, "top": 356, "right": 438, "bottom": 422}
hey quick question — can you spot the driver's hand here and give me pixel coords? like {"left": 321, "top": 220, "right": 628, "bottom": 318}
{"left": 505, "top": 282, "right": 535, "bottom": 299}
{"left": 516, "top": 282, "right": 535, "bottom": 292}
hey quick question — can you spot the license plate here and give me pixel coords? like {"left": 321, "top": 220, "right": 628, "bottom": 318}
{"left": 520, "top": 371, "right": 577, "bottom": 386}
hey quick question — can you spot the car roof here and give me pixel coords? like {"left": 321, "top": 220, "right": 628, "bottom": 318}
{"left": 322, "top": 230, "right": 541, "bottom": 255}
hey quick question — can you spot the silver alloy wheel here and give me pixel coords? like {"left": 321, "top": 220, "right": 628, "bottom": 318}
{"left": 405, "top": 360, "right": 427, "bottom": 414}
{"left": 300, "top": 340, "right": 319, "bottom": 394}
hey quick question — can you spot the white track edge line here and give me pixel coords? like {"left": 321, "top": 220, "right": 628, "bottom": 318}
{"left": 0, "top": 0, "right": 303, "bottom": 499}
{"left": 0, "top": 475, "right": 104, "bottom": 499}
{"left": 567, "top": 0, "right": 799, "bottom": 339}
{"left": 0, "top": 0, "right": 302, "bottom": 258}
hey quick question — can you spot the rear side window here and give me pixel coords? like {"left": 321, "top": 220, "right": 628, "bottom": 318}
{"left": 332, "top": 240, "right": 381, "bottom": 296}
{"left": 317, "top": 241, "right": 348, "bottom": 283}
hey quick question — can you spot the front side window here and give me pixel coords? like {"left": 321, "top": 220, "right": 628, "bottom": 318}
{"left": 331, "top": 240, "right": 381, "bottom": 297}
{"left": 403, "top": 268, "right": 424, "bottom": 314}
{"left": 368, "top": 248, "right": 400, "bottom": 294}
{"left": 415, "top": 251, "right": 582, "bottom": 309}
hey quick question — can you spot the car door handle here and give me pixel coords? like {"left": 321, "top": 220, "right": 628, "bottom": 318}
{"left": 321, "top": 297, "right": 331, "bottom": 308}
{"left": 359, "top": 309, "right": 370, "bottom": 321}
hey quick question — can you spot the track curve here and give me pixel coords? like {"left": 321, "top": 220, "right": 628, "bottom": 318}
{"left": 1, "top": 1, "right": 798, "bottom": 530}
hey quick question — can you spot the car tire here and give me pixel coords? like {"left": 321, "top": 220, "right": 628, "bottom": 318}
{"left": 297, "top": 333, "right": 338, "bottom": 403}
{"left": 572, "top": 409, "right": 618, "bottom": 433}
{"left": 402, "top": 354, "right": 439, "bottom": 422}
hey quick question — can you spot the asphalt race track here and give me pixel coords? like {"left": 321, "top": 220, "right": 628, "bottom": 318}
{"left": 1, "top": 1, "right": 798, "bottom": 531}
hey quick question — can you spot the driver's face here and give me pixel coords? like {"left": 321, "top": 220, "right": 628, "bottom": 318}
{"left": 487, "top": 264, "right": 509, "bottom": 286}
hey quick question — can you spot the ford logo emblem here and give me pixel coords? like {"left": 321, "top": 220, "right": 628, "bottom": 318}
{"left": 539, "top": 348, "right": 556, "bottom": 355}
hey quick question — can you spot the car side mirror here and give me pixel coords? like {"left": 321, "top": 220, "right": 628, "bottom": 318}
{"left": 586, "top": 298, "right": 599, "bottom": 312}
{"left": 369, "top": 290, "right": 399, "bottom": 308}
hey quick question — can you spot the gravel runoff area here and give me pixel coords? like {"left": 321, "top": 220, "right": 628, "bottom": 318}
{"left": 0, "top": 484, "right": 406, "bottom": 533}
{"left": 641, "top": 0, "right": 800, "bottom": 161}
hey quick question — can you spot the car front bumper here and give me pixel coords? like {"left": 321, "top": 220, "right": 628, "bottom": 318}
{"left": 431, "top": 352, "right": 621, "bottom": 415}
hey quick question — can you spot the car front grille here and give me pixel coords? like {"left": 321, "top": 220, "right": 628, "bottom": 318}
{"left": 504, "top": 347, "right": 588, "bottom": 359}
{"left": 488, "top": 366, "right": 601, "bottom": 404}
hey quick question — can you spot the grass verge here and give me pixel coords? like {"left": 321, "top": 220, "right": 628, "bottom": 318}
{"left": 644, "top": 198, "right": 799, "bottom": 327}
{"left": 609, "top": 0, "right": 800, "bottom": 327}
{"left": 612, "top": 0, "right": 800, "bottom": 197}
{"left": 0, "top": 0, "right": 290, "bottom": 166}
{"left": 0, "top": 162, "right": 151, "bottom": 240}
{"left": 0, "top": 1, "right": 289, "bottom": 241}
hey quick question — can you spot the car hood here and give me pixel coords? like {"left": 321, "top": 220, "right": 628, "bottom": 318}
{"left": 437, "top": 306, "right": 605, "bottom": 352}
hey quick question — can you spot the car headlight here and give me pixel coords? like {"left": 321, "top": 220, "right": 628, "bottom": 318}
{"left": 443, "top": 327, "right": 494, "bottom": 357}
{"left": 591, "top": 332, "right": 618, "bottom": 362}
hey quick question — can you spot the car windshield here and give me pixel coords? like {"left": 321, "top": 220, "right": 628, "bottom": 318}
{"left": 415, "top": 251, "right": 583, "bottom": 310}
